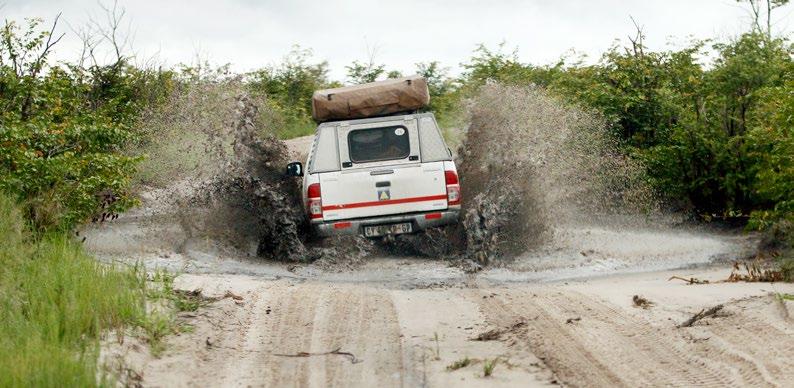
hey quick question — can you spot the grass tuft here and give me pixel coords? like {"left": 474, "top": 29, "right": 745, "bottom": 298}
{"left": 446, "top": 357, "right": 471, "bottom": 371}
{"left": 137, "top": 312, "right": 180, "bottom": 357}
{"left": 0, "top": 194, "right": 147, "bottom": 387}
{"left": 776, "top": 293, "right": 794, "bottom": 301}
{"left": 482, "top": 358, "right": 498, "bottom": 377}
{"left": 433, "top": 332, "right": 441, "bottom": 360}
{"left": 0, "top": 194, "right": 190, "bottom": 385}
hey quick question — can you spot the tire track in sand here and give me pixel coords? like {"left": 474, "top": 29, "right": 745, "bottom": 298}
{"left": 474, "top": 289, "right": 738, "bottom": 387}
{"left": 228, "top": 283, "right": 404, "bottom": 387}
{"left": 684, "top": 296, "right": 794, "bottom": 388}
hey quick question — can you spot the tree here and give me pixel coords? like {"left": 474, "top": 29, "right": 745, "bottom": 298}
{"left": 0, "top": 15, "right": 64, "bottom": 120}
{"left": 248, "top": 46, "right": 332, "bottom": 137}
{"left": 0, "top": 15, "right": 155, "bottom": 231}
{"left": 346, "top": 42, "right": 396, "bottom": 84}
{"left": 416, "top": 61, "right": 452, "bottom": 97}
{"left": 460, "top": 43, "right": 537, "bottom": 86}
{"left": 345, "top": 59, "right": 385, "bottom": 84}
{"left": 738, "top": 0, "right": 790, "bottom": 39}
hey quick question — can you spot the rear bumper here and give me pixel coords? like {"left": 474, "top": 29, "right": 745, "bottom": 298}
{"left": 312, "top": 208, "right": 460, "bottom": 237}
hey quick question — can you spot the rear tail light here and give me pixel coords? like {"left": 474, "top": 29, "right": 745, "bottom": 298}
{"left": 445, "top": 170, "right": 461, "bottom": 206}
{"left": 307, "top": 183, "right": 321, "bottom": 198}
{"left": 307, "top": 183, "right": 322, "bottom": 219}
{"left": 444, "top": 170, "right": 459, "bottom": 185}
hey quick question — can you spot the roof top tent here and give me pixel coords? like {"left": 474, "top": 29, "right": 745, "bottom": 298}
{"left": 311, "top": 75, "right": 430, "bottom": 123}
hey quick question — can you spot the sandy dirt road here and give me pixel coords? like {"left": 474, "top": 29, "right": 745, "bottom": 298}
{"left": 104, "top": 266, "right": 794, "bottom": 388}
{"left": 93, "top": 136, "right": 794, "bottom": 387}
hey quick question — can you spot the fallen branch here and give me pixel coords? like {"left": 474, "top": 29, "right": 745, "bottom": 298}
{"left": 668, "top": 276, "right": 709, "bottom": 285}
{"left": 223, "top": 290, "right": 244, "bottom": 300}
{"left": 678, "top": 304, "right": 724, "bottom": 328}
{"left": 273, "top": 347, "right": 363, "bottom": 364}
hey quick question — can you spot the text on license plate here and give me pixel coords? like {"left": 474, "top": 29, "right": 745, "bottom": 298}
{"left": 364, "top": 222, "right": 412, "bottom": 237}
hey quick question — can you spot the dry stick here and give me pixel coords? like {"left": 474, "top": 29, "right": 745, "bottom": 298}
{"left": 678, "top": 304, "right": 724, "bottom": 328}
{"left": 668, "top": 275, "right": 709, "bottom": 285}
{"left": 273, "top": 347, "right": 363, "bottom": 364}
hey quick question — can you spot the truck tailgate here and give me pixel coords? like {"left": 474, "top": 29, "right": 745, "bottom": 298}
{"left": 320, "top": 161, "right": 448, "bottom": 221}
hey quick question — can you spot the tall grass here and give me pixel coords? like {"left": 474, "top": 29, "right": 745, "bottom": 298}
{"left": 0, "top": 194, "right": 147, "bottom": 387}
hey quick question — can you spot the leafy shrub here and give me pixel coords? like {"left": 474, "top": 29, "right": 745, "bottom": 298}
{"left": 0, "top": 17, "right": 171, "bottom": 231}
{"left": 247, "top": 46, "right": 334, "bottom": 139}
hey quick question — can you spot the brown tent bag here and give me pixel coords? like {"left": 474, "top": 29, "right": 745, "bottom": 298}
{"left": 311, "top": 75, "right": 430, "bottom": 122}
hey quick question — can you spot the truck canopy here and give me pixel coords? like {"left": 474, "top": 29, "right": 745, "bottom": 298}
{"left": 307, "top": 113, "right": 452, "bottom": 221}
{"left": 307, "top": 113, "right": 451, "bottom": 174}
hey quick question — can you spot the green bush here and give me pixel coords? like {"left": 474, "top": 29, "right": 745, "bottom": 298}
{"left": 247, "top": 46, "right": 334, "bottom": 139}
{"left": 0, "top": 17, "right": 172, "bottom": 232}
{"left": 0, "top": 117, "right": 140, "bottom": 231}
{"left": 747, "top": 76, "right": 794, "bottom": 229}
{"left": 450, "top": 32, "right": 793, "bottom": 271}
{"left": 454, "top": 32, "right": 791, "bottom": 220}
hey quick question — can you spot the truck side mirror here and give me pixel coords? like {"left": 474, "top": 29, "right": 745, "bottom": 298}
{"left": 286, "top": 162, "right": 303, "bottom": 177}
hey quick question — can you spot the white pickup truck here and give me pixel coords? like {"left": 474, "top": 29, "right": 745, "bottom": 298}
{"left": 286, "top": 112, "right": 460, "bottom": 238}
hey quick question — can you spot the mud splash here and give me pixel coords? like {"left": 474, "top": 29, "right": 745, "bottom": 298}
{"left": 394, "top": 84, "right": 661, "bottom": 265}
{"left": 92, "top": 79, "right": 369, "bottom": 263}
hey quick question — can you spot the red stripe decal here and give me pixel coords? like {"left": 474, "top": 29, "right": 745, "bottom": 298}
{"left": 322, "top": 194, "right": 447, "bottom": 211}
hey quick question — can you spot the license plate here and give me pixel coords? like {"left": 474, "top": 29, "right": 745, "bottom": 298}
{"left": 364, "top": 222, "right": 412, "bottom": 237}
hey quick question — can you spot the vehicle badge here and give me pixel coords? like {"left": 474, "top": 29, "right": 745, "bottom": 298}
{"left": 378, "top": 188, "right": 390, "bottom": 201}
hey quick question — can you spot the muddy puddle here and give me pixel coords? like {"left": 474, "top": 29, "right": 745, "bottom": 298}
{"left": 83, "top": 82, "right": 758, "bottom": 287}
{"left": 84, "top": 203, "right": 756, "bottom": 288}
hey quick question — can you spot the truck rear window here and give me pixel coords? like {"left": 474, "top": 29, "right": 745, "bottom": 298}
{"left": 348, "top": 126, "right": 410, "bottom": 163}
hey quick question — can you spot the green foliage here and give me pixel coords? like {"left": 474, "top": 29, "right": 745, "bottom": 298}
{"left": 550, "top": 41, "right": 703, "bottom": 148}
{"left": 453, "top": 33, "right": 791, "bottom": 221}
{"left": 148, "top": 269, "right": 207, "bottom": 312}
{"left": 446, "top": 357, "right": 471, "bottom": 371}
{"left": 416, "top": 61, "right": 461, "bottom": 127}
{"left": 0, "top": 118, "right": 141, "bottom": 231}
{"left": 461, "top": 43, "right": 538, "bottom": 86}
{"left": 777, "top": 292, "right": 794, "bottom": 301}
{"left": 746, "top": 70, "right": 794, "bottom": 228}
{"left": 638, "top": 34, "right": 792, "bottom": 215}
{"left": 345, "top": 59, "right": 386, "bottom": 84}
{"left": 0, "top": 193, "right": 200, "bottom": 383}
{"left": 453, "top": 28, "right": 792, "bottom": 264}
{"left": 482, "top": 358, "right": 498, "bottom": 377}
{"left": 248, "top": 46, "right": 333, "bottom": 138}
{"left": 0, "top": 194, "right": 147, "bottom": 387}
{"left": 0, "top": 17, "right": 172, "bottom": 231}
{"left": 136, "top": 312, "right": 180, "bottom": 357}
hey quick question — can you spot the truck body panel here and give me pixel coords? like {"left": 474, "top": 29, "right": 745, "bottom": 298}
{"left": 299, "top": 112, "right": 459, "bottom": 237}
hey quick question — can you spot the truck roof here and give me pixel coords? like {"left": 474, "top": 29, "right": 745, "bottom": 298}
{"left": 317, "top": 112, "right": 436, "bottom": 128}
